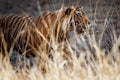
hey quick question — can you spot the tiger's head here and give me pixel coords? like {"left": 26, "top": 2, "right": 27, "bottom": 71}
{"left": 63, "top": 5, "right": 90, "bottom": 35}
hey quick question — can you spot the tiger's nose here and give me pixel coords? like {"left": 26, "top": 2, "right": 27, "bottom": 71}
{"left": 86, "top": 18, "right": 90, "bottom": 25}
{"left": 88, "top": 21, "right": 90, "bottom": 25}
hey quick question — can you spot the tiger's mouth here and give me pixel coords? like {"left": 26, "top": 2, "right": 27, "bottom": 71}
{"left": 76, "top": 23, "right": 86, "bottom": 34}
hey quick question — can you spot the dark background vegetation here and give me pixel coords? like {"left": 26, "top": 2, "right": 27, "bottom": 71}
{"left": 0, "top": 0, "right": 120, "bottom": 52}
{"left": 0, "top": 0, "right": 119, "bottom": 16}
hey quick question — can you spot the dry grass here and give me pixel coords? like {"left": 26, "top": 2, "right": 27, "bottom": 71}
{"left": 0, "top": 0, "right": 120, "bottom": 80}
{"left": 0, "top": 36, "right": 120, "bottom": 80}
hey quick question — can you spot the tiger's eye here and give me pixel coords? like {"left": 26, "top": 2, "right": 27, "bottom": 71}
{"left": 76, "top": 11, "right": 82, "bottom": 17}
{"left": 77, "top": 13, "right": 81, "bottom": 16}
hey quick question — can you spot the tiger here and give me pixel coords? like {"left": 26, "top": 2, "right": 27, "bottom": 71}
{"left": 0, "top": 5, "right": 90, "bottom": 60}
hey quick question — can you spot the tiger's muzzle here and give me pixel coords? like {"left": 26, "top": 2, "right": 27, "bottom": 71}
{"left": 76, "top": 23, "right": 86, "bottom": 34}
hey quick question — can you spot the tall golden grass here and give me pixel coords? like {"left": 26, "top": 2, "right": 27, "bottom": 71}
{"left": 0, "top": 0, "right": 120, "bottom": 80}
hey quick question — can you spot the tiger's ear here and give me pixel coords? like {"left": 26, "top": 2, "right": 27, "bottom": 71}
{"left": 65, "top": 6, "right": 75, "bottom": 15}
{"left": 65, "top": 8, "right": 72, "bottom": 15}
{"left": 78, "top": 2, "right": 83, "bottom": 9}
